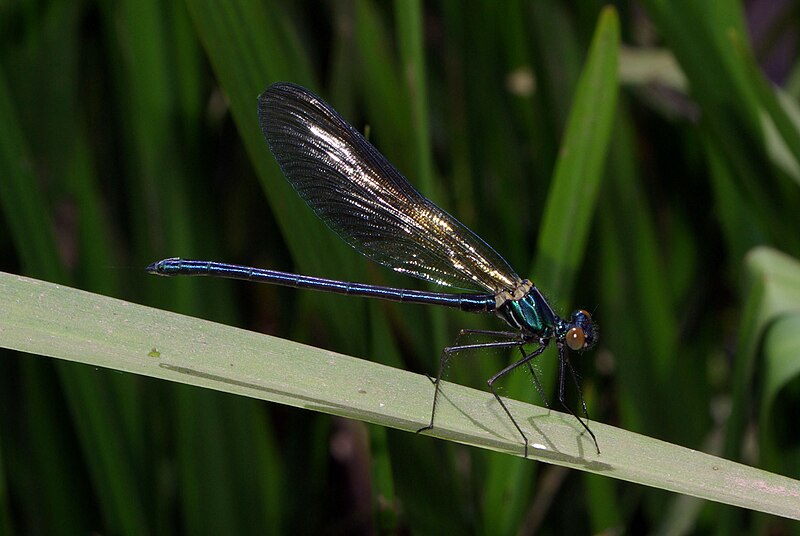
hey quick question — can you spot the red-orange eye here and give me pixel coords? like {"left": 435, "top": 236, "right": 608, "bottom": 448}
{"left": 566, "top": 327, "right": 586, "bottom": 350}
{"left": 579, "top": 309, "right": 591, "bottom": 320}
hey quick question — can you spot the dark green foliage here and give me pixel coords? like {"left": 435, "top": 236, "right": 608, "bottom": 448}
{"left": 1, "top": 1, "right": 798, "bottom": 533}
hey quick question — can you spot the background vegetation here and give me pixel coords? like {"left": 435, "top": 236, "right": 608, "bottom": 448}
{"left": 1, "top": 0, "right": 799, "bottom": 533}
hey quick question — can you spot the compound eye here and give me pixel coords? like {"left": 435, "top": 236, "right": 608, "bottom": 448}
{"left": 578, "top": 309, "right": 591, "bottom": 320}
{"left": 566, "top": 327, "right": 586, "bottom": 350}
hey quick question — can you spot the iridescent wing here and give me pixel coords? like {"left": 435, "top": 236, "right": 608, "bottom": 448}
{"left": 258, "top": 82, "right": 522, "bottom": 293}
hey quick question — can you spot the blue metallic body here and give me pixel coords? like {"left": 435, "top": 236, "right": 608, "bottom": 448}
{"left": 147, "top": 83, "right": 601, "bottom": 457}
{"left": 149, "top": 258, "right": 497, "bottom": 313}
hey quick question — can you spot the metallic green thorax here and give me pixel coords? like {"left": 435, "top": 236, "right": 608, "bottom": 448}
{"left": 496, "top": 286, "right": 558, "bottom": 337}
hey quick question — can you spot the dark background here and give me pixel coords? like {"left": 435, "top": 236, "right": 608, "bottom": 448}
{"left": 1, "top": 0, "right": 799, "bottom": 533}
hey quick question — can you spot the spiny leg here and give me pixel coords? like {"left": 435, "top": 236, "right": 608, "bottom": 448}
{"left": 422, "top": 329, "right": 523, "bottom": 388}
{"left": 556, "top": 343, "right": 600, "bottom": 454}
{"left": 420, "top": 330, "right": 521, "bottom": 384}
{"left": 523, "top": 346, "right": 550, "bottom": 408}
{"left": 416, "top": 331, "right": 524, "bottom": 436}
{"left": 486, "top": 343, "right": 549, "bottom": 457}
{"left": 565, "top": 353, "right": 591, "bottom": 422}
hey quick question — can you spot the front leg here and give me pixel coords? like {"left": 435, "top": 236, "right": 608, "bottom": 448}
{"left": 556, "top": 342, "right": 600, "bottom": 454}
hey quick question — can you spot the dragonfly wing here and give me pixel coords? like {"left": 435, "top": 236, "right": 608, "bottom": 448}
{"left": 258, "top": 82, "right": 522, "bottom": 293}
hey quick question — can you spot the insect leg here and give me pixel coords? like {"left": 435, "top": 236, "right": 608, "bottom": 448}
{"left": 486, "top": 343, "right": 549, "bottom": 457}
{"left": 556, "top": 343, "right": 600, "bottom": 454}
{"left": 416, "top": 332, "right": 524, "bottom": 439}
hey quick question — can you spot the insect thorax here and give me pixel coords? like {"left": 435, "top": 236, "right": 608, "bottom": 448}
{"left": 495, "top": 281, "right": 556, "bottom": 337}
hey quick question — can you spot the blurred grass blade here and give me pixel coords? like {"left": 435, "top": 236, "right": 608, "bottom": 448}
{"left": 0, "top": 63, "right": 151, "bottom": 534}
{"left": 761, "top": 315, "right": 800, "bottom": 474}
{"left": 705, "top": 139, "right": 769, "bottom": 266}
{"left": 485, "top": 8, "right": 620, "bottom": 533}
{"left": 352, "top": 0, "right": 414, "bottom": 177}
{"left": 738, "top": 249, "right": 800, "bottom": 476}
{"left": 186, "top": 0, "right": 370, "bottom": 352}
{"left": 393, "top": 0, "right": 435, "bottom": 195}
{"left": 2, "top": 272, "right": 800, "bottom": 519}
{"left": 533, "top": 5, "right": 619, "bottom": 296}
{"left": 0, "top": 68, "right": 64, "bottom": 278}
{"left": 727, "top": 247, "right": 800, "bottom": 461}
{"left": 618, "top": 46, "right": 688, "bottom": 91}
{"left": 730, "top": 30, "right": 800, "bottom": 179}
{"left": 642, "top": 0, "right": 800, "bottom": 256}
{"left": 761, "top": 88, "right": 800, "bottom": 186}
